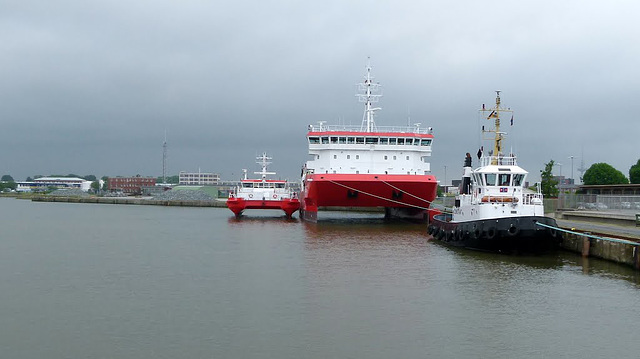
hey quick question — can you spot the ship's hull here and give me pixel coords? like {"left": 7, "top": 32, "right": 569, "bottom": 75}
{"left": 300, "top": 173, "right": 438, "bottom": 222}
{"left": 428, "top": 214, "right": 561, "bottom": 254}
{"left": 226, "top": 198, "right": 300, "bottom": 218}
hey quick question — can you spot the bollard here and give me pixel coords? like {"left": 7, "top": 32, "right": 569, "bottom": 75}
{"left": 582, "top": 234, "right": 591, "bottom": 257}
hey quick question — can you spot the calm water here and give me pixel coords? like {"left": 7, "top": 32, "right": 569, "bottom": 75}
{"left": 1, "top": 197, "right": 640, "bottom": 358}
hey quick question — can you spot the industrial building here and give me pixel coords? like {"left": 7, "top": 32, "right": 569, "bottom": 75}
{"left": 178, "top": 171, "right": 220, "bottom": 186}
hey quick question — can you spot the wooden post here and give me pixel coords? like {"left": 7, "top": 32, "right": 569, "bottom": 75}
{"left": 582, "top": 236, "right": 590, "bottom": 257}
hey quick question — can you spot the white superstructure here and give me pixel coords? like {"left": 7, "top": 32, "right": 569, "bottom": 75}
{"left": 305, "top": 61, "right": 434, "bottom": 176}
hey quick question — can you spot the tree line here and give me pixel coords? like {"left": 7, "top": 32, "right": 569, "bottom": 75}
{"left": 540, "top": 158, "right": 640, "bottom": 197}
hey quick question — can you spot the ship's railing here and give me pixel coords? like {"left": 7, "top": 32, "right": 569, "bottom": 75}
{"left": 480, "top": 155, "right": 518, "bottom": 166}
{"left": 308, "top": 124, "right": 433, "bottom": 134}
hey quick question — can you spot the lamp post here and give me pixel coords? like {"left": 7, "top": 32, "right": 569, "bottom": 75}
{"left": 569, "top": 156, "right": 574, "bottom": 184}
{"left": 444, "top": 165, "right": 447, "bottom": 194}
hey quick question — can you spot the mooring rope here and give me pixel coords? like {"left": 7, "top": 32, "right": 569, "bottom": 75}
{"left": 535, "top": 221, "right": 640, "bottom": 246}
{"left": 327, "top": 179, "right": 432, "bottom": 211}
{"left": 374, "top": 178, "right": 454, "bottom": 214}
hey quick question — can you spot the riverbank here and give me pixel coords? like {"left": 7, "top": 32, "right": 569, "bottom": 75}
{"left": 29, "top": 195, "right": 227, "bottom": 207}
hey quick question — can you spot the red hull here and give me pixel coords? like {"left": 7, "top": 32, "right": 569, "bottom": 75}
{"left": 300, "top": 173, "right": 438, "bottom": 221}
{"left": 226, "top": 198, "right": 300, "bottom": 218}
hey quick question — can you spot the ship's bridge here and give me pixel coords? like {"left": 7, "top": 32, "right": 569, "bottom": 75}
{"left": 305, "top": 125, "right": 434, "bottom": 176}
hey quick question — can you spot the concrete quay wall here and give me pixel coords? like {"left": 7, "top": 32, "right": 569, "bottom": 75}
{"left": 560, "top": 232, "right": 640, "bottom": 269}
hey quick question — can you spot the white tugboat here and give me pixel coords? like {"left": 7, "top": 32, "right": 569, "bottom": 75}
{"left": 428, "top": 92, "right": 561, "bottom": 253}
{"left": 227, "top": 153, "right": 300, "bottom": 218}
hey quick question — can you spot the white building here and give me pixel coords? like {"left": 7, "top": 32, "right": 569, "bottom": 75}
{"left": 16, "top": 177, "right": 93, "bottom": 192}
{"left": 178, "top": 171, "right": 220, "bottom": 186}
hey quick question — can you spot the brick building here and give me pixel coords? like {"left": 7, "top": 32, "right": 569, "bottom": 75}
{"left": 108, "top": 176, "right": 156, "bottom": 194}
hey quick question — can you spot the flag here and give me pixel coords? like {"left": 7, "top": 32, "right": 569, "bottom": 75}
{"left": 510, "top": 115, "right": 514, "bottom": 126}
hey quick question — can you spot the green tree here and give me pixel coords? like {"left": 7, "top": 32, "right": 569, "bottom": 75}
{"left": 157, "top": 175, "right": 179, "bottom": 184}
{"left": 583, "top": 163, "right": 629, "bottom": 185}
{"left": 83, "top": 175, "right": 97, "bottom": 181}
{"left": 1, "top": 174, "right": 14, "bottom": 182}
{"left": 629, "top": 159, "right": 640, "bottom": 184}
{"left": 540, "top": 160, "right": 559, "bottom": 197}
{"left": 91, "top": 181, "right": 100, "bottom": 191}
{"left": 102, "top": 176, "right": 109, "bottom": 191}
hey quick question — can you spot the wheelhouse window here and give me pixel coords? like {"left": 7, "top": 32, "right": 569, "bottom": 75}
{"left": 421, "top": 139, "right": 432, "bottom": 146}
{"left": 389, "top": 138, "right": 397, "bottom": 145}
{"left": 321, "top": 137, "right": 329, "bottom": 144}
{"left": 498, "top": 174, "right": 511, "bottom": 186}
{"left": 276, "top": 183, "right": 285, "bottom": 188}
{"left": 513, "top": 174, "right": 525, "bottom": 186}
{"left": 380, "top": 138, "right": 389, "bottom": 145}
{"left": 397, "top": 138, "right": 405, "bottom": 145}
{"left": 309, "top": 137, "right": 320, "bottom": 144}
{"left": 242, "top": 183, "right": 252, "bottom": 188}
{"left": 365, "top": 137, "right": 378, "bottom": 144}
{"left": 485, "top": 173, "right": 496, "bottom": 186}
{"left": 405, "top": 138, "right": 413, "bottom": 145}
{"left": 339, "top": 137, "right": 347, "bottom": 144}
{"left": 330, "top": 137, "right": 338, "bottom": 143}
{"left": 356, "top": 137, "right": 365, "bottom": 144}
{"left": 347, "top": 137, "right": 355, "bottom": 144}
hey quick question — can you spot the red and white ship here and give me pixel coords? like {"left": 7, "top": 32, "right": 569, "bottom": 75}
{"left": 227, "top": 153, "right": 300, "bottom": 218}
{"left": 299, "top": 62, "right": 438, "bottom": 221}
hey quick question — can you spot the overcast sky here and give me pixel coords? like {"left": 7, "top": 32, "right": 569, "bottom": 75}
{"left": 1, "top": 0, "right": 639, "bottom": 184}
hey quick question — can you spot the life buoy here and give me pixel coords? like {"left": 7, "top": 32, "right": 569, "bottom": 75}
{"left": 273, "top": 194, "right": 278, "bottom": 199}
{"left": 248, "top": 194, "right": 253, "bottom": 198}
{"left": 486, "top": 227, "right": 497, "bottom": 240}
{"left": 507, "top": 225, "right": 520, "bottom": 237}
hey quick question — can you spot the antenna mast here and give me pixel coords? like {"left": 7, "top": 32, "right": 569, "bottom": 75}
{"left": 480, "top": 91, "right": 513, "bottom": 165}
{"left": 162, "top": 130, "right": 167, "bottom": 184}
{"left": 357, "top": 58, "right": 382, "bottom": 132}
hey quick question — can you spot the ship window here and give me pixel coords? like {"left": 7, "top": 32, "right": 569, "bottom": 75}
{"left": 356, "top": 155, "right": 360, "bottom": 159}
{"left": 413, "top": 139, "right": 419, "bottom": 145}
{"left": 406, "top": 156, "right": 409, "bottom": 160}
{"left": 397, "top": 138, "right": 405, "bottom": 145}
{"left": 384, "top": 155, "right": 388, "bottom": 160}
{"left": 347, "top": 137, "right": 355, "bottom": 144}
{"left": 498, "top": 174, "right": 511, "bottom": 186}
{"left": 421, "top": 139, "right": 432, "bottom": 146}
{"left": 393, "top": 155, "right": 397, "bottom": 160}
{"left": 333, "top": 155, "right": 337, "bottom": 159}
{"left": 347, "top": 155, "right": 350, "bottom": 159}
{"left": 276, "top": 183, "right": 285, "bottom": 188}
{"left": 406, "top": 138, "right": 413, "bottom": 145}
{"left": 513, "top": 174, "right": 524, "bottom": 186}
{"left": 339, "top": 137, "right": 346, "bottom": 144}
{"left": 389, "top": 138, "right": 397, "bottom": 145}
{"left": 243, "top": 183, "right": 252, "bottom": 188}
{"left": 309, "top": 137, "right": 320, "bottom": 144}
{"left": 365, "top": 137, "right": 378, "bottom": 144}
{"left": 356, "top": 137, "right": 365, "bottom": 144}
{"left": 331, "top": 137, "right": 338, "bottom": 143}
{"left": 485, "top": 173, "right": 497, "bottom": 186}
{"left": 321, "top": 137, "right": 329, "bottom": 144}
{"left": 380, "top": 138, "right": 389, "bottom": 144}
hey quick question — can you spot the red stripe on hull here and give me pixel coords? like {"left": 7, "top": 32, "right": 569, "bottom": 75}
{"left": 226, "top": 198, "right": 300, "bottom": 218}
{"left": 300, "top": 174, "right": 437, "bottom": 211}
